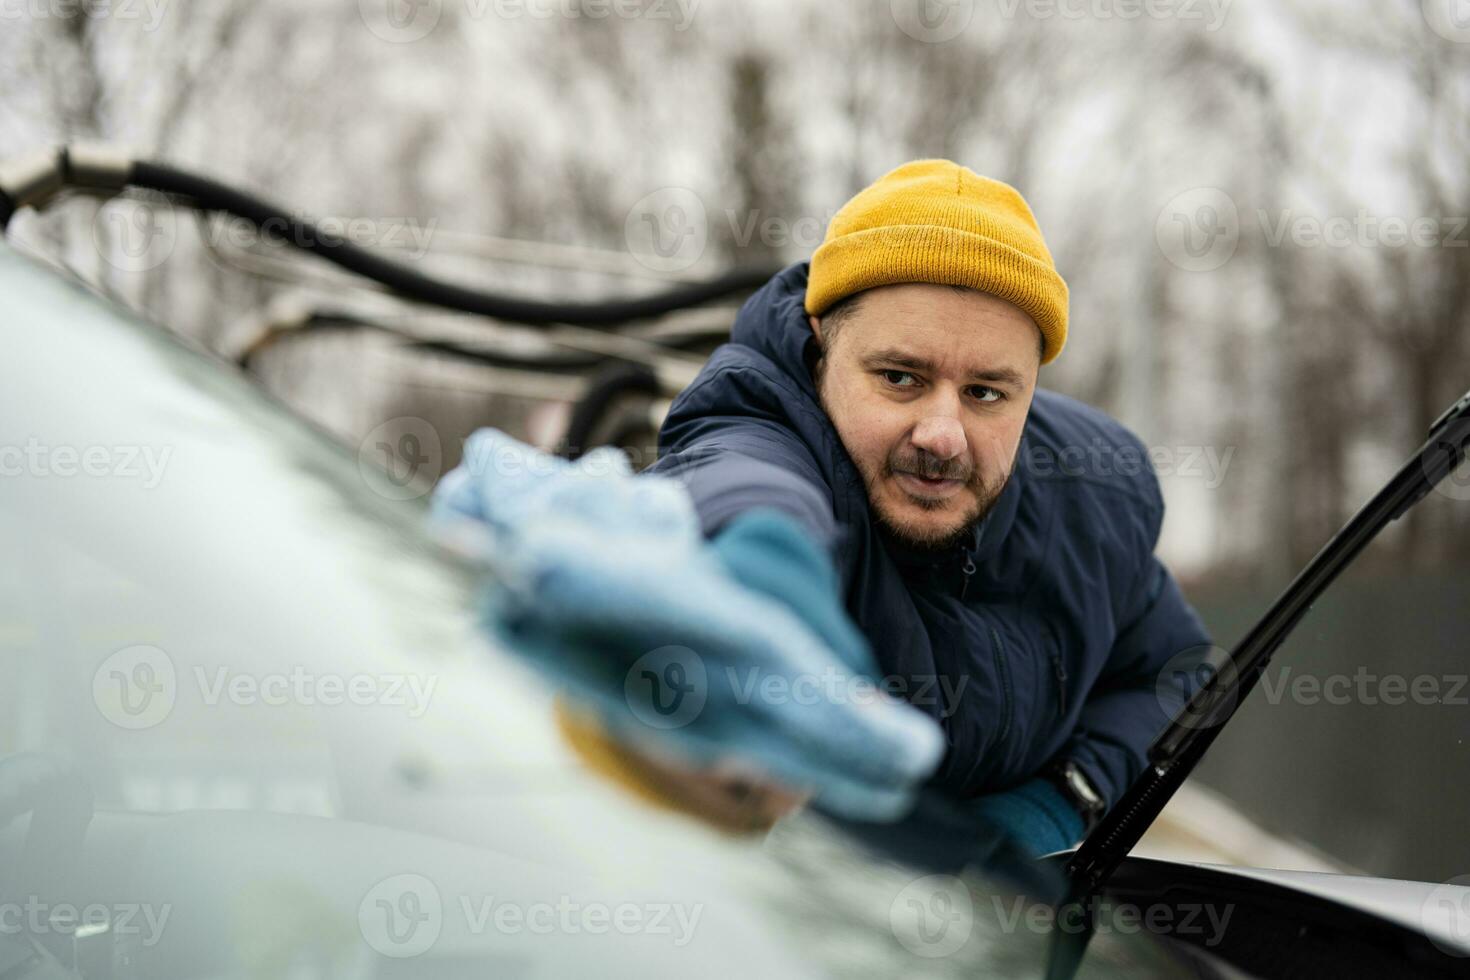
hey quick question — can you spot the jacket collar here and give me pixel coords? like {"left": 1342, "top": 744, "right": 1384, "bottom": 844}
{"left": 731, "top": 259, "right": 1024, "bottom": 574}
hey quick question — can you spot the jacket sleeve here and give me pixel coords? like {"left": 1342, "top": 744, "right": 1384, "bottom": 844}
{"left": 643, "top": 369, "right": 839, "bottom": 552}
{"left": 1056, "top": 509, "right": 1213, "bottom": 812}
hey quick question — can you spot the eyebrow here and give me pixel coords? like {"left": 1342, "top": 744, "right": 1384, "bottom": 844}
{"left": 860, "top": 348, "right": 1028, "bottom": 389}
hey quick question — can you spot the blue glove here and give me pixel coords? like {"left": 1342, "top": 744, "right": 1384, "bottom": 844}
{"left": 966, "top": 778, "right": 1085, "bottom": 858}
{"left": 430, "top": 428, "right": 945, "bottom": 821}
{"left": 708, "top": 508, "right": 872, "bottom": 677}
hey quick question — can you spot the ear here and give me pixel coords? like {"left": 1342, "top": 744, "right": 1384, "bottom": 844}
{"left": 808, "top": 314, "right": 823, "bottom": 344}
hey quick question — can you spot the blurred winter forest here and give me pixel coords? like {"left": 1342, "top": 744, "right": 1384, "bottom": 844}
{"left": 6, "top": 0, "right": 1468, "bottom": 583}
{"left": 4, "top": 0, "right": 1469, "bottom": 876}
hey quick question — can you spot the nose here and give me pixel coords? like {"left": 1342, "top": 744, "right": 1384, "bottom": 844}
{"left": 910, "top": 413, "right": 966, "bottom": 462}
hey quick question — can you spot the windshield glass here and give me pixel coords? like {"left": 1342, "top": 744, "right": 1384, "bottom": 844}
{"left": 0, "top": 243, "right": 1191, "bottom": 978}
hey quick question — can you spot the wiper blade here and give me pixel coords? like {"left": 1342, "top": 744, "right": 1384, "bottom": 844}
{"left": 1067, "top": 386, "right": 1470, "bottom": 898}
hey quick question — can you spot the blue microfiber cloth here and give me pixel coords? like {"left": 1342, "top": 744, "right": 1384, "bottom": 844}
{"left": 430, "top": 428, "right": 946, "bottom": 821}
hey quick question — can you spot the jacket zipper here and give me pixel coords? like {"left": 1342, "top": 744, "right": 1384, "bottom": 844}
{"left": 958, "top": 553, "right": 976, "bottom": 601}
{"left": 1051, "top": 651, "right": 1068, "bottom": 715}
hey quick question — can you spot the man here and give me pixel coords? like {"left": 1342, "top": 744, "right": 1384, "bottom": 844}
{"left": 645, "top": 159, "right": 1212, "bottom": 855}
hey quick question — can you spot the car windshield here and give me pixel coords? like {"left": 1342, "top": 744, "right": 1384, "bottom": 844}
{"left": 0, "top": 242, "right": 1193, "bottom": 978}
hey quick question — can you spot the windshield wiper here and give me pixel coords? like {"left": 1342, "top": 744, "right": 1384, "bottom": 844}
{"left": 1044, "top": 386, "right": 1470, "bottom": 978}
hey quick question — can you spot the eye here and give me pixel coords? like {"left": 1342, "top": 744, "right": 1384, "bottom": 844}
{"left": 968, "top": 386, "right": 1004, "bottom": 403}
{"left": 880, "top": 370, "right": 919, "bottom": 388}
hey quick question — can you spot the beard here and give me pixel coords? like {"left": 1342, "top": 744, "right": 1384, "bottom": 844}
{"left": 868, "top": 449, "right": 1011, "bottom": 553}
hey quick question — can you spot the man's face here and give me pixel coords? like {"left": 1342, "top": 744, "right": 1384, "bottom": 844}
{"left": 811, "top": 283, "right": 1041, "bottom": 552}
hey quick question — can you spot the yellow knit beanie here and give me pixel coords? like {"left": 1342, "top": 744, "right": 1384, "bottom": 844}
{"left": 805, "top": 159, "right": 1069, "bottom": 364}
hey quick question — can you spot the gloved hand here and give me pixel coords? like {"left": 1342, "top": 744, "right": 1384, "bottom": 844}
{"left": 430, "top": 428, "right": 945, "bottom": 821}
{"left": 708, "top": 507, "right": 871, "bottom": 676}
{"left": 965, "top": 778, "right": 1085, "bottom": 859}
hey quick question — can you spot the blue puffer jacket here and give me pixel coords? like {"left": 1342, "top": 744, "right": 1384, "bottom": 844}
{"left": 645, "top": 261, "right": 1212, "bottom": 809}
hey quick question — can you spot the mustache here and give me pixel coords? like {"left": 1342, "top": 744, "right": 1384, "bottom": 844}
{"left": 887, "top": 452, "right": 972, "bottom": 482}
